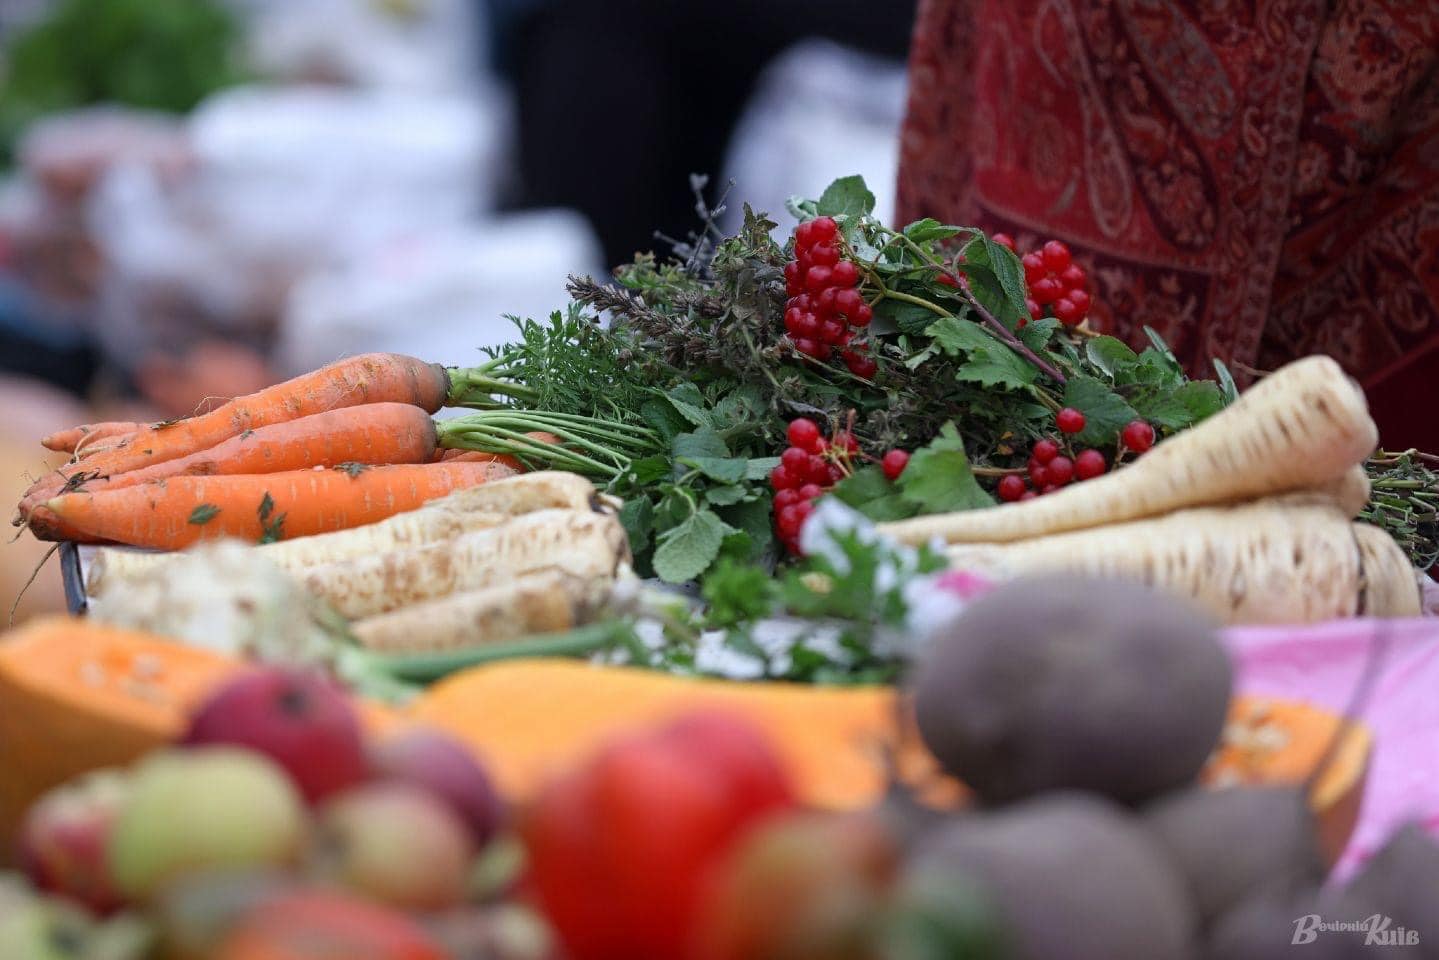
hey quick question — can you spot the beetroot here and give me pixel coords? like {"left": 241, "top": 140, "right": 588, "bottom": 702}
{"left": 371, "top": 729, "right": 503, "bottom": 848}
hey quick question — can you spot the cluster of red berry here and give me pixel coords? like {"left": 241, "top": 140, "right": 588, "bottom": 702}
{"left": 1000, "top": 238, "right": 1090, "bottom": 328}
{"left": 769, "top": 418, "right": 910, "bottom": 554}
{"left": 783, "top": 217, "right": 876, "bottom": 378}
{"left": 997, "top": 409, "right": 1156, "bottom": 502}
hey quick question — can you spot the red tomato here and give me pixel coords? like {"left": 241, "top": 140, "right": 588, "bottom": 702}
{"left": 521, "top": 711, "right": 796, "bottom": 960}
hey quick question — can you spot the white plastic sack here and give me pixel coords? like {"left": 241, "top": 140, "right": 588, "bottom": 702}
{"left": 722, "top": 40, "right": 908, "bottom": 233}
{"left": 276, "top": 211, "right": 604, "bottom": 381}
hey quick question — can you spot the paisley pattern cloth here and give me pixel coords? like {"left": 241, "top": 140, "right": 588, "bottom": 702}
{"left": 896, "top": 0, "right": 1439, "bottom": 449}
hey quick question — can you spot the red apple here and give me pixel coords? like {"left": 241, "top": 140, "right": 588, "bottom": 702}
{"left": 215, "top": 891, "right": 450, "bottom": 960}
{"left": 371, "top": 729, "right": 503, "bottom": 848}
{"left": 18, "top": 769, "right": 130, "bottom": 915}
{"left": 310, "top": 783, "right": 475, "bottom": 910}
{"left": 181, "top": 667, "right": 367, "bottom": 804}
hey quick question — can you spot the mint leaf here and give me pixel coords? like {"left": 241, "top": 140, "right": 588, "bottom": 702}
{"left": 1213, "top": 358, "right": 1240, "bottom": 404}
{"left": 715, "top": 499, "right": 773, "bottom": 561}
{"left": 960, "top": 236, "right": 1029, "bottom": 325}
{"left": 903, "top": 218, "right": 962, "bottom": 244}
{"left": 1085, "top": 335, "right": 1139, "bottom": 379}
{"left": 1138, "top": 380, "right": 1226, "bottom": 431}
{"left": 663, "top": 383, "right": 713, "bottom": 428}
{"left": 828, "top": 466, "right": 919, "bottom": 521}
{"left": 672, "top": 427, "right": 728, "bottom": 461}
{"left": 187, "top": 503, "right": 220, "bottom": 525}
{"left": 1143, "top": 325, "right": 1182, "bottom": 368}
{"left": 641, "top": 399, "right": 688, "bottom": 441}
{"left": 1018, "top": 318, "right": 1061, "bottom": 352}
{"left": 619, "top": 497, "right": 655, "bottom": 555}
{"left": 704, "top": 485, "right": 748, "bottom": 506}
{"left": 624, "top": 455, "right": 671, "bottom": 485}
{"left": 816, "top": 175, "right": 875, "bottom": 219}
{"left": 653, "top": 510, "right": 729, "bottom": 583}
{"left": 874, "top": 299, "right": 937, "bottom": 337}
{"left": 899, "top": 423, "right": 994, "bottom": 513}
{"left": 678, "top": 456, "right": 746, "bottom": 485}
{"left": 745, "top": 456, "right": 781, "bottom": 481}
{"left": 1063, "top": 375, "right": 1139, "bottom": 446}
{"left": 928, "top": 316, "right": 1037, "bottom": 390}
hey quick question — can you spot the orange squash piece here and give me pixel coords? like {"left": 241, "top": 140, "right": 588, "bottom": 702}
{"left": 0, "top": 617, "right": 242, "bottom": 861}
{"left": 1200, "top": 696, "right": 1371, "bottom": 866}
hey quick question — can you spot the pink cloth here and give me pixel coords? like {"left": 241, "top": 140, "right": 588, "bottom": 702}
{"left": 1222, "top": 618, "right": 1439, "bottom": 880}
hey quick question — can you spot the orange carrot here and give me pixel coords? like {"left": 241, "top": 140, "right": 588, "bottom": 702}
{"left": 35, "top": 461, "right": 518, "bottom": 549}
{"left": 77, "top": 404, "right": 438, "bottom": 494}
{"left": 439, "top": 449, "right": 525, "bottom": 470}
{"left": 19, "top": 354, "right": 451, "bottom": 517}
{"left": 42, "top": 421, "right": 149, "bottom": 455}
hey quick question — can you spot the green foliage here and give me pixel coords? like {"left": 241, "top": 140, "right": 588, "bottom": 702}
{"left": 0, "top": 0, "right": 243, "bottom": 164}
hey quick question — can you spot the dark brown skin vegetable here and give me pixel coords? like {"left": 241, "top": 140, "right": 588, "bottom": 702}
{"left": 1336, "top": 822, "right": 1439, "bottom": 947}
{"left": 1143, "top": 784, "right": 1326, "bottom": 928}
{"left": 913, "top": 576, "right": 1232, "bottom": 805}
{"left": 1204, "top": 884, "right": 1373, "bottom": 960}
{"left": 910, "top": 792, "right": 1197, "bottom": 960}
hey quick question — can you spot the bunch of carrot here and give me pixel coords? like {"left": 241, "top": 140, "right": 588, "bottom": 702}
{"left": 14, "top": 353, "right": 551, "bottom": 550}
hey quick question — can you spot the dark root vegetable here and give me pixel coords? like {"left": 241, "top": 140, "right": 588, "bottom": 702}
{"left": 1143, "top": 784, "right": 1325, "bottom": 928}
{"left": 913, "top": 576, "right": 1232, "bottom": 805}
{"left": 909, "top": 792, "right": 1195, "bottom": 960}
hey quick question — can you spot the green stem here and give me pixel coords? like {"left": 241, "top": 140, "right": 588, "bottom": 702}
{"left": 444, "top": 367, "right": 539, "bottom": 407}
{"left": 369, "top": 622, "right": 628, "bottom": 683}
{"left": 882, "top": 288, "right": 952, "bottom": 318}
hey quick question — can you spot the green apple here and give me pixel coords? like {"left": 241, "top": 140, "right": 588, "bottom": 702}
{"left": 310, "top": 783, "right": 474, "bottom": 910}
{"left": 0, "top": 895, "right": 93, "bottom": 960}
{"left": 106, "top": 748, "right": 306, "bottom": 901}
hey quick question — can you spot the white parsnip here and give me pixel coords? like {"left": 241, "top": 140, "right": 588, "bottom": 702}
{"left": 305, "top": 509, "right": 630, "bottom": 619}
{"left": 350, "top": 569, "right": 611, "bottom": 653}
{"left": 1352, "top": 522, "right": 1423, "bottom": 618}
{"left": 86, "top": 470, "right": 605, "bottom": 594}
{"left": 942, "top": 503, "right": 1416, "bottom": 625}
{"left": 880, "top": 356, "right": 1377, "bottom": 546}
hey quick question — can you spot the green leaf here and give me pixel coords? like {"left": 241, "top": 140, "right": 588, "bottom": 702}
{"left": 928, "top": 316, "right": 1037, "bottom": 390}
{"left": 715, "top": 498, "right": 774, "bottom": 560}
{"left": 257, "top": 492, "right": 275, "bottom": 523}
{"left": 1139, "top": 380, "right": 1227, "bottom": 431}
{"left": 874, "top": 299, "right": 938, "bottom": 338}
{"left": 745, "top": 456, "right": 781, "bottom": 481}
{"left": 1062, "top": 376, "right": 1139, "bottom": 446}
{"left": 662, "top": 383, "right": 713, "bottom": 428}
{"left": 903, "top": 218, "right": 962, "bottom": 244}
{"left": 641, "top": 399, "right": 689, "bottom": 442}
{"left": 712, "top": 384, "right": 763, "bottom": 423}
{"left": 1142, "top": 326, "right": 1183, "bottom": 371}
{"left": 898, "top": 423, "right": 994, "bottom": 513}
{"left": 1018, "top": 318, "right": 1061, "bottom": 352}
{"left": 624, "top": 455, "right": 672, "bottom": 485}
{"left": 830, "top": 466, "right": 893, "bottom": 505}
{"left": 618, "top": 497, "right": 655, "bottom": 555}
{"left": 672, "top": 427, "right": 729, "bottom": 461}
{"left": 1085, "top": 335, "right": 1139, "bottom": 379}
{"left": 815, "top": 175, "right": 876, "bottom": 219}
{"left": 701, "top": 559, "right": 778, "bottom": 627}
{"left": 704, "top": 485, "right": 748, "bottom": 506}
{"left": 187, "top": 503, "right": 220, "bottom": 525}
{"left": 1213, "top": 358, "right": 1240, "bottom": 404}
{"left": 678, "top": 456, "right": 747, "bottom": 485}
{"left": 334, "top": 462, "right": 368, "bottom": 478}
{"left": 652, "top": 510, "right": 729, "bottom": 583}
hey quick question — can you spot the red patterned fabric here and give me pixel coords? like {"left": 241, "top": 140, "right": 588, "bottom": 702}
{"left": 897, "top": 0, "right": 1439, "bottom": 450}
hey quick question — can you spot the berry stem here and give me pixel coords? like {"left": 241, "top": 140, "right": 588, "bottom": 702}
{"left": 972, "top": 466, "right": 1027, "bottom": 477}
{"left": 896, "top": 236, "right": 1068, "bottom": 385}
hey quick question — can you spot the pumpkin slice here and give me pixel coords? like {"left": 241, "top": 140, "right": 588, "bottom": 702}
{"left": 0, "top": 617, "right": 397, "bottom": 862}
{"left": 1199, "top": 696, "right": 1371, "bottom": 867}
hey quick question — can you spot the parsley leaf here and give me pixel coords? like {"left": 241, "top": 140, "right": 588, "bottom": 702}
{"left": 187, "top": 503, "right": 220, "bottom": 525}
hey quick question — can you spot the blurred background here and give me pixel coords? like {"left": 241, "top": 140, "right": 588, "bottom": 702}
{"left": 0, "top": 0, "right": 917, "bottom": 619}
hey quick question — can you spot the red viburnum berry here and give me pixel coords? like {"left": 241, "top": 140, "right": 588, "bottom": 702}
{"left": 787, "top": 418, "right": 821, "bottom": 452}
{"left": 1041, "top": 240, "right": 1071, "bottom": 272}
{"left": 1075, "top": 448, "right": 1106, "bottom": 480}
{"left": 1056, "top": 407, "right": 1086, "bottom": 435}
{"left": 831, "top": 261, "right": 859, "bottom": 288}
{"left": 810, "top": 216, "right": 837, "bottom": 243}
{"left": 1122, "top": 420, "right": 1156, "bottom": 453}
{"left": 991, "top": 233, "right": 1016, "bottom": 252}
{"left": 997, "top": 474, "right": 1026, "bottom": 502}
{"left": 1046, "top": 455, "right": 1075, "bottom": 486}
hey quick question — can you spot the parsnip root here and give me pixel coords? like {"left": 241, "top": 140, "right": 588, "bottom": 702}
{"left": 880, "top": 356, "right": 1377, "bottom": 546}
